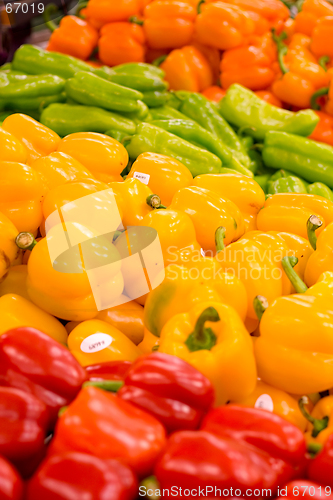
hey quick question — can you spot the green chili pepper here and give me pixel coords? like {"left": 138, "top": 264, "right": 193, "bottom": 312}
{"left": 104, "top": 129, "right": 130, "bottom": 143}
{"left": 148, "top": 105, "right": 189, "bottom": 120}
{"left": 240, "top": 135, "right": 254, "bottom": 150}
{"left": 219, "top": 84, "right": 319, "bottom": 140}
{"left": 40, "top": 103, "right": 136, "bottom": 136}
{"left": 122, "top": 101, "right": 150, "bottom": 120}
{"left": 125, "top": 122, "right": 222, "bottom": 177}
{"left": 269, "top": 168, "right": 309, "bottom": 188}
{"left": 0, "top": 63, "right": 12, "bottom": 71}
{"left": 0, "top": 73, "right": 65, "bottom": 99}
{"left": 150, "top": 118, "right": 253, "bottom": 176}
{"left": 262, "top": 131, "right": 333, "bottom": 189}
{"left": 174, "top": 91, "right": 251, "bottom": 168}
{"left": 0, "top": 92, "right": 66, "bottom": 112}
{"left": 106, "top": 68, "right": 167, "bottom": 93}
{"left": 307, "top": 182, "right": 333, "bottom": 201}
{"left": 267, "top": 176, "right": 308, "bottom": 195}
{"left": 247, "top": 149, "right": 264, "bottom": 175}
{"left": 113, "top": 62, "right": 165, "bottom": 79}
{"left": 254, "top": 173, "right": 271, "bottom": 193}
{"left": 141, "top": 90, "right": 170, "bottom": 108}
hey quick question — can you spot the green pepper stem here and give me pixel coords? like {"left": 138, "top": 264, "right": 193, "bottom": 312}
{"left": 310, "top": 87, "right": 329, "bottom": 110}
{"left": 83, "top": 380, "right": 124, "bottom": 392}
{"left": 185, "top": 307, "right": 219, "bottom": 352}
{"left": 281, "top": 256, "right": 308, "bottom": 293}
{"left": 253, "top": 295, "right": 269, "bottom": 321}
{"left": 250, "top": 144, "right": 264, "bottom": 151}
{"left": 76, "top": 0, "right": 88, "bottom": 17}
{"left": 43, "top": 3, "right": 58, "bottom": 32}
{"left": 215, "top": 226, "right": 226, "bottom": 254}
{"left": 272, "top": 29, "right": 289, "bottom": 75}
{"left": 152, "top": 55, "right": 168, "bottom": 67}
{"left": 307, "top": 214, "right": 323, "bottom": 250}
{"left": 146, "top": 194, "right": 166, "bottom": 209}
{"left": 319, "top": 56, "right": 330, "bottom": 71}
{"left": 307, "top": 442, "right": 323, "bottom": 455}
{"left": 197, "top": 0, "right": 205, "bottom": 13}
{"left": 129, "top": 16, "right": 144, "bottom": 25}
{"left": 298, "top": 396, "right": 329, "bottom": 437}
{"left": 15, "top": 232, "right": 37, "bottom": 251}
{"left": 238, "top": 126, "right": 257, "bottom": 137}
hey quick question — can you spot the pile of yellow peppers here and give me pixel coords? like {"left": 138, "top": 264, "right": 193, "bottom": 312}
{"left": 1, "top": 111, "right": 333, "bottom": 442}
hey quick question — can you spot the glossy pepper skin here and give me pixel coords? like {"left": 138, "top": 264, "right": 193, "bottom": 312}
{"left": 2, "top": 113, "right": 61, "bottom": 164}
{"left": 0, "top": 212, "right": 22, "bottom": 282}
{"left": 156, "top": 406, "right": 306, "bottom": 496}
{"left": 263, "top": 132, "right": 333, "bottom": 189}
{"left": 307, "top": 182, "right": 333, "bottom": 201}
{"left": 0, "top": 266, "right": 29, "bottom": 300}
{"left": 311, "top": 16, "right": 333, "bottom": 59}
{"left": 85, "top": 360, "right": 132, "bottom": 382}
{"left": 126, "top": 122, "right": 221, "bottom": 177}
{"left": 67, "top": 319, "right": 141, "bottom": 367}
{"left": 267, "top": 175, "right": 308, "bottom": 195}
{"left": 0, "top": 327, "right": 87, "bottom": 426}
{"left": 308, "top": 434, "right": 333, "bottom": 487}
{"left": 160, "top": 46, "right": 213, "bottom": 92}
{"left": 294, "top": 0, "right": 333, "bottom": 36}
{"left": 127, "top": 152, "right": 193, "bottom": 206}
{"left": 0, "top": 127, "right": 27, "bottom": 163}
{"left": 109, "top": 61, "right": 167, "bottom": 94}
{"left": 109, "top": 177, "right": 155, "bottom": 227}
{"left": 26, "top": 452, "right": 138, "bottom": 500}
{"left": 0, "top": 387, "right": 48, "bottom": 476}
{"left": 48, "top": 386, "right": 166, "bottom": 478}
{"left": 47, "top": 15, "right": 98, "bottom": 61}
{"left": 0, "top": 72, "right": 65, "bottom": 102}
{"left": 40, "top": 103, "right": 136, "bottom": 137}
{"left": 219, "top": 84, "right": 319, "bottom": 141}
{"left": 310, "top": 111, "right": 333, "bottom": 147}
{"left": 170, "top": 186, "right": 245, "bottom": 252}
{"left": 159, "top": 302, "right": 256, "bottom": 405}
{"left": 175, "top": 90, "right": 251, "bottom": 169}
{"left": 305, "top": 223, "right": 333, "bottom": 286}
{"left": 98, "top": 22, "right": 146, "bottom": 67}
{"left": 118, "top": 352, "right": 214, "bottom": 433}
{"left": 84, "top": 0, "right": 140, "bottom": 25}
{"left": 221, "top": 0, "right": 289, "bottom": 25}
{"left": 194, "top": 1, "right": 255, "bottom": 51}
{"left": 143, "top": 1, "right": 196, "bottom": 50}
{"left": 0, "top": 455, "right": 24, "bottom": 500}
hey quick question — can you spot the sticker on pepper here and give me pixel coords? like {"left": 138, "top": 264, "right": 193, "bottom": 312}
{"left": 133, "top": 172, "right": 150, "bottom": 185}
{"left": 80, "top": 333, "right": 113, "bottom": 353}
{"left": 254, "top": 394, "right": 274, "bottom": 412}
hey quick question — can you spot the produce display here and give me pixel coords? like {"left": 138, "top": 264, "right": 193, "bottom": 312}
{"left": 1, "top": 0, "right": 333, "bottom": 498}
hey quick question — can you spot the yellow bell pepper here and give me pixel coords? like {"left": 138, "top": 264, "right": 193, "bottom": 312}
{"left": 127, "top": 152, "right": 193, "bottom": 206}
{"left": 192, "top": 173, "right": 265, "bottom": 229}
{"left": 169, "top": 186, "right": 245, "bottom": 253}
{"left": 0, "top": 161, "right": 44, "bottom": 233}
{"left": 138, "top": 327, "right": 160, "bottom": 354}
{"left": 305, "top": 222, "right": 333, "bottom": 287}
{"left": 159, "top": 301, "right": 257, "bottom": 406}
{"left": 67, "top": 319, "right": 141, "bottom": 366}
{"left": 299, "top": 395, "right": 333, "bottom": 448}
{"left": 2, "top": 114, "right": 61, "bottom": 164}
{"left": 0, "top": 293, "right": 67, "bottom": 343}
{"left": 275, "top": 231, "right": 314, "bottom": 283}
{"left": 0, "top": 127, "right": 28, "bottom": 163}
{"left": 0, "top": 212, "right": 22, "bottom": 281}
{"left": 30, "top": 152, "right": 95, "bottom": 192}
{"left": 57, "top": 132, "right": 127, "bottom": 183}
{"left": 0, "top": 265, "right": 29, "bottom": 300}
{"left": 231, "top": 379, "right": 310, "bottom": 431}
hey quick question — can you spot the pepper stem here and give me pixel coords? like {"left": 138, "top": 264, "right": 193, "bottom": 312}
{"left": 310, "top": 87, "right": 329, "bottom": 110}
{"left": 128, "top": 16, "right": 144, "bottom": 25}
{"left": 83, "top": 380, "right": 124, "bottom": 392}
{"left": 281, "top": 256, "right": 308, "bottom": 293}
{"left": 15, "top": 232, "right": 37, "bottom": 251}
{"left": 146, "top": 194, "right": 166, "bottom": 209}
{"left": 215, "top": 226, "right": 226, "bottom": 253}
{"left": 152, "top": 55, "right": 167, "bottom": 67}
{"left": 272, "top": 29, "right": 289, "bottom": 75}
{"left": 43, "top": 3, "right": 58, "bottom": 32}
{"left": 253, "top": 295, "right": 269, "bottom": 321}
{"left": 307, "top": 215, "right": 323, "bottom": 250}
{"left": 185, "top": 307, "right": 219, "bottom": 352}
{"left": 319, "top": 56, "right": 330, "bottom": 71}
{"left": 298, "top": 396, "right": 329, "bottom": 437}
{"left": 197, "top": 0, "right": 205, "bottom": 13}
{"left": 307, "top": 442, "right": 323, "bottom": 455}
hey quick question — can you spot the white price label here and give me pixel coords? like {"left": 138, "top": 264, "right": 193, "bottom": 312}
{"left": 254, "top": 394, "right": 274, "bottom": 412}
{"left": 133, "top": 172, "right": 150, "bottom": 185}
{"left": 80, "top": 333, "right": 113, "bottom": 353}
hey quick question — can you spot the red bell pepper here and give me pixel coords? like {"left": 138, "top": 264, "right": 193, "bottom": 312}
{"left": 118, "top": 352, "right": 215, "bottom": 433}
{"left": 26, "top": 452, "right": 138, "bottom": 500}
{"left": 48, "top": 386, "right": 166, "bottom": 478}
{"left": 0, "top": 387, "right": 48, "bottom": 478}
{"left": 0, "top": 455, "right": 24, "bottom": 500}
{"left": 86, "top": 360, "right": 132, "bottom": 382}
{"left": 307, "top": 433, "right": 333, "bottom": 487}
{"left": 275, "top": 480, "right": 333, "bottom": 499}
{"left": 0, "top": 328, "right": 87, "bottom": 427}
{"left": 155, "top": 406, "right": 306, "bottom": 496}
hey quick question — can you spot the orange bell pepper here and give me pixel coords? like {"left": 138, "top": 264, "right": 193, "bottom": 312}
{"left": 309, "top": 111, "right": 333, "bottom": 146}
{"left": 0, "top": 212, "right": 22, "bottom": 282}
{"left": 2, "top": 114, "right": 60, "bottom": 165}
{"left": 0, "top": 265, "right": 29, "bottom": 301}
{"left": 127, "top": 152, "right": 193, "bottom": 206}
{"left": 160, "top": 45, "right": 213, "bottom": 92}
{"left": 194, "top": 2, "right": 255, "bottom": 51}
{"left": 98, "top": 22, "right": 146, "bottom": 67}
{"left": 272, "top": 33, "right": 330, "bottom": 108}
{"left": 0, "top": 128, "right": 28, "bottom": 163}
{"left": 255, "top": 90, "right": 282, "bottom": 107}
{"left": 201, "top": 86, "right": 226, "bottom": 102}
{"left": 220, "top": 33, "right": 277, "bottom": 91}
{"left": 57, "top": 132, "right": 126, "bottom": 183}
{"left": 294, "top": 0, "right": 333, "bottom": 36}
{"left": 84, "top": 0, "right": 141, "bottom": 26}
{"left": 143, "top": 0, "right": 196, "bottom": 50}
{"left": 216, "top": 0, "right": 289, "bottom": 25}
{"left": 192, "top": 41, "right": 220, "bottom": 82}
{"left": 47, "top": 16, "right": 98, "bottom": 61}
{"left": 311, "top": 16, "right": 333, "bottom": 59}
